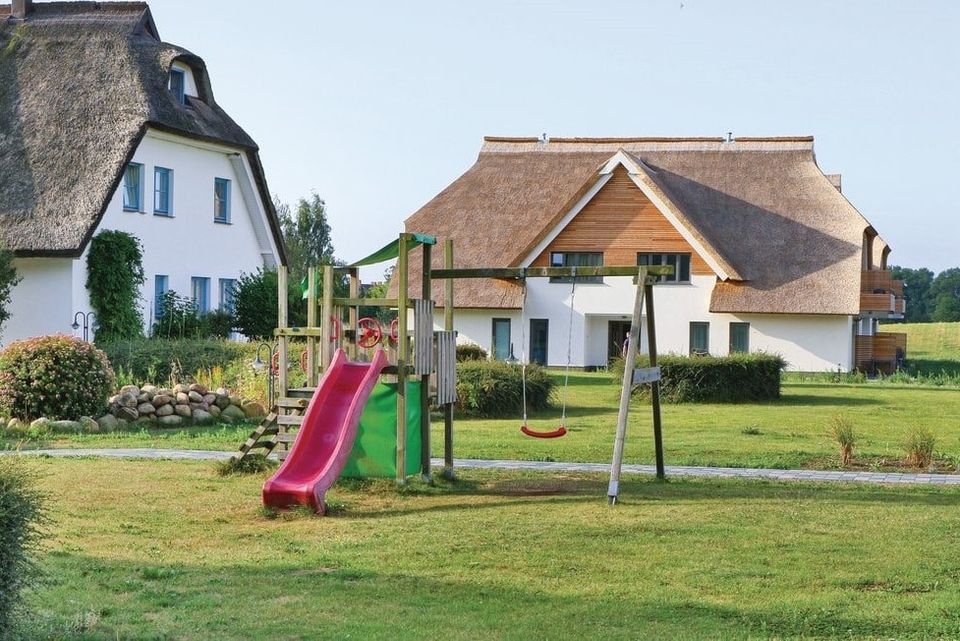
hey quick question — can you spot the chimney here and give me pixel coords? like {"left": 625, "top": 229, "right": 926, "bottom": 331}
{"left": 12, "top": 0, "right": 32, "bottom": 19}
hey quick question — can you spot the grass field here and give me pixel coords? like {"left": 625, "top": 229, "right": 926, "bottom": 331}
{"left": 7, "top": 374, "right": 960, "bottom": 472}
{"left": 11, "top": 457, "right": 960, "bottom": 640}
{"left": 895, "top": 321, "right": 960, "bottom": 361}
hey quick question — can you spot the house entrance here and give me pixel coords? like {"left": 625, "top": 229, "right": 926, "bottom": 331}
{"left": 608, "top": 320, "right": 632, "bottom": 362}
{"left": 530, "top": 319, "right": 548, "bottom": 365}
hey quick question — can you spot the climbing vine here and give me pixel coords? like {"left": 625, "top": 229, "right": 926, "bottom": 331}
{"left": 86, "top": 230, "right": 145, "bottom": 343}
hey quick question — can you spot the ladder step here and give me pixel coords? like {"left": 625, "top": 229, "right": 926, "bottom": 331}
{"left": 287, "top": 387, "right": 316, "bottom": 399}
{"left": 276, "top": 433, "right": 298, "bottom": 443}
{"left": 277, "top": 414, "right": 304, "bottom": 426}
{"left": 277, "top": 397, "right": 310, "bottom": 409}
{"left": 248, "top": 441, "right": 274, "bottom": 450}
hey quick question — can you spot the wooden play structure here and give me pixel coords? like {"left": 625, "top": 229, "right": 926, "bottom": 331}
{"left": 233, "top": 233, "right": 672, "bottom": 510}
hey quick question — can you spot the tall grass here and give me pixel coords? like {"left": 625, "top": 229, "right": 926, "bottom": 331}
{"left": 829, "top": 415, "right": 856, "bottom": 466}
{"left": 0, "top": 462, "right": 45, "bottom": 639}
{"left": 904, "top": 426, "right": 937, "bottom": 468}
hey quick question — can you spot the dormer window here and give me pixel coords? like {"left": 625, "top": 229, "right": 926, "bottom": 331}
{"left": 170, "top": 68, "right": 186, "bottom": 104}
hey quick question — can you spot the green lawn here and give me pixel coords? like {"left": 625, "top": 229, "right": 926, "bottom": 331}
{"left": 895, "top": 322, "right": 960, "bottom": 361}
{"left": 18, "top": 457, "right": 960, "bottom": 640}
{"left": 8, "top": 374, "right": 960, "bottom": 471}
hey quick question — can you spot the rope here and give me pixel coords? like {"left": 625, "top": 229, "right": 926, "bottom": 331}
{"left": 560, "top": 267, "right": 577, "bottom": 427}
{"left": 519, "top": 278, "right": 528, "bottom": 425}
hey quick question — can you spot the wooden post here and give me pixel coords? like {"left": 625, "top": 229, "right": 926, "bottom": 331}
{"left": 645, "top": 279, "right": 666, "bottom": 480}
{"left": 395, "top": 233, "right": 409, "bottom": 484}
{"left": 443, "top": 239, "right": 455, "bottom": 479}
{"left": 607, "top": 267, "right": 646, "bottom": 505}
{"left": 321, "top": 265, "right": 335, "bottom": 371}
{"left": 420, "top": 242, "right": 432, "bottom": 480}
{"left": 306, "top": 267, "right": 317, "bottom": 387}
{"left": 348, "top": 268, "right": 359, "bottom": 361}
{"left": 277, "top": 266, "right": 289, "bottom": 399}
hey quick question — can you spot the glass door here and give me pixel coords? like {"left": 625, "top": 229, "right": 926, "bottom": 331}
{"left": 530, "top": 319, "right": 548, "bottom": 365}
{"left": 492, "top": 318, "right": 511, "bottom": 360}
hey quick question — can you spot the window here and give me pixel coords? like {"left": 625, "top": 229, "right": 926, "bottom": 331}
{"left": 214, "top": 178, "right": 231, "bottom": 223}
{"left": 154, "top": 167, "right": 172, "bottom": 215}
{"left": 492, "top": 318, "right": 511, "bottom": 361}
{"left": 689, "top": 322, "right": 709, "bottom": 356}
{"left": 219, "top": 278, "right": 237, "bottom": 313}
{"left": 549, "top": 252, "right": 603, "bottom": 283}
{"left": 729, "top": 322, "right": 750, "bottom": 354}
{"left": 638, "top": 253, "right": 691, "bottom": 283}
{"left": 154, "top": 275, "right": 168, "bottom": 318}
{"left": 191, "top": 277, "right": 210, "bottom": 314}
{"left": 170, "top": 68, "right": 186, "bottom": 104}
{"left": 123, "top": 163, "right": 143, "bottom": 211}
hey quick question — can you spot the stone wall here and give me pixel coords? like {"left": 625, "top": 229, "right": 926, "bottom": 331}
{"left": 103, "top": 383, "right": 266, "bottom": 430}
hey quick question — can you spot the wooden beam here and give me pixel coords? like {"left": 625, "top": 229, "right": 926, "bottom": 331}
{"left": 396, "top": 233, "right": 409, "bottom": 485}
{"left": 430, "top": 266, "right": 674, "bottom": 280}
{"left": 321, "top": 265, "right": 334, "bottom": 370}
{"left": 331, "top": 297, "right": 402, "bottom": 308}
{"left": 420, "top": 242, "right": 432, "bottom": 480}
{"left": 306, "top": 266, "right": 317, "bottom": 387}
{"left": 645, "top": 281, "right": 666, "bottom": 480}
{"left": 276, "top": 266, "right": 288, "bottom": 401}
{"left": 443, "top": 239, "right": 454, "bottom": 479}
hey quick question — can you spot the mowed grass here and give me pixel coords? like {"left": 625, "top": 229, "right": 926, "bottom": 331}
{"left": 18, "top": 457, "right": 960, "bottom": 640}
{"left": 7, "top": 374, "right": 960, "bottom": 471}
{"left": 896, "top": 321, "right": 960, "bottom": 360}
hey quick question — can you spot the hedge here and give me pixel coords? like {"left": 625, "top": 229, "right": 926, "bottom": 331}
{"left": 0, "top": 463, "right": 44, "bottom": 639}
{"left": 455, "top": 361, "right": 554, "bottom": 417}
{"left": 611, "top": 352, "right": 786, "bottom": 403}
{"left": 99, "top": 338, "right": 254, "bottom": 384}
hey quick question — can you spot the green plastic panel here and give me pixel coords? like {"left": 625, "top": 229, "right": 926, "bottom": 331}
{"left": 341, "top": 381, "right": 422, "bottom": 479}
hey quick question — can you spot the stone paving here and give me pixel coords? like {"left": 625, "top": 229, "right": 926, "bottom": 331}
{"left": 3, "top": 448, "right": 959, "bottom": 486}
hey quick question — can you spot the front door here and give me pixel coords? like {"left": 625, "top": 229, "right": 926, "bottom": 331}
{"left": 492, "top": 318, "right": 511, "bottom": 360}
{"left": 530, "top": 319, "right": 548, "bottom": 365}
{"left": 608, "top": 320, "right": 632, "bottom": 362}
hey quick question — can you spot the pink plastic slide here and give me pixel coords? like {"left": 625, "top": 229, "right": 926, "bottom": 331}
{"left": 262, "top": 348, "right": 388, "bottom": 514}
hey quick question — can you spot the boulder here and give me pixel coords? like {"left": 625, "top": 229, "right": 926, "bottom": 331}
{"left": 108, "top": 394, "right": 119, "bottom": 405}
{"left": 79, "top": 416, "right": 100, "bottom": 433}
{"left": 228, "top": 395, "right": 242, "bottom": 407}
{"left": 202, "top": 393, "right": 217, "bottom": 405}
{"left": 152, "top": 394, "right": 173, "bottom": 407}
{"left": 50, "top": 420, "right": 83, "bottom": 434}
{"left": 141, "top": 384, "right": 158, "bottom": 398}
{"left": 156, "top": 388, "right": 174, "bottom": 397}
{"left": 137, "top": 402, "right": 156, "bottom": 415}
{"left": 208, "top": 404, "right": 221, "bottom": 418}
{"left": 120, "top": 384, "right": 140, "bottom": 397}
{"left": 174, "top": 383, "right": 190, "bottom": 394}
{"left": 192, "top": 409, "right": 214, "bottom": 424}
{"left": 135, "top": 416, "right": 153, "bottom": 425}
{"left": 175, "top": 392, "right": 189, "bottom": 404}
{"left": 214, "top": 394, "right": 230, "bottom": 409}
{"left": 187, "top": 390, "right": 203, "bottom": 403}
{"left": 118, "top": 392, "right": 138, "bottom": 408}
{"left": 116, "top": 418, "right": 130, "bottom": 430}
{"left": 5, "top": 418, "right": 27, "bottom": 436}
{"left": 221, "top": 404, "right": 247, "bottom": 421}
{"left": 174, "top": 404, "right": 192, "bottom": 418}
{"left": 137, "top": 392, "right": 151, "bottom": 403}
{"left": 97, "top": 414, "right": 119, "bottom": 432}
{"left": 157, "top": 415, "right": 183, "bottom": 427}
{"left": 242, "top": 401, "right": 266, "bottom": 419}
{"left": 29, "top": 417, "right": 53, "bottom": 434}
{"left": 116, "top": 405, "right": 139, "bottom": 421}
{"left": 189, "top": 383, "right": 208, "bottom": 394}
{"left": 155, "top": 404, "right": 174, "bottom": 417}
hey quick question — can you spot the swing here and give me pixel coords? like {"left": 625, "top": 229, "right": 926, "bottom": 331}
{"left": 519, "top": 269, "right": 576, "bottom": 439}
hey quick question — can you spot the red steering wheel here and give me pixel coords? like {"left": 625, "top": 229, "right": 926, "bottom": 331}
{"left": 330, "top": 315, "right": 341, "bottom": 342}
{"left": 389, "top": 318, "right": 399, "bottom": 345}
{"left": 357, "top": 317, "right": 382, "bottom": 349}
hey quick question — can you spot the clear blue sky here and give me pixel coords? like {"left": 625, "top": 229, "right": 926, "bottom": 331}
{"left": 149, "top": 0, "right": 959, "bottom": 277}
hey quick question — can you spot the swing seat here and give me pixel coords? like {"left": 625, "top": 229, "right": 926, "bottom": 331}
{"left": 521, "top": 424, "right": 568, "bottom": 439}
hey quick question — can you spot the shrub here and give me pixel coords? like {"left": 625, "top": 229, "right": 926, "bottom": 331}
{"left": 456, "top": 343, "right": 488, "bottom": 362}
{"left": 0, "top": 335, "right": 116, "bottom": 420}
{"left": 152, "top": 290, "right": 203, "bottom": 339}
{"left": 86, "top": 230, "right": 145, "bottom": 343}
{"left": 0, "top": 462, "right": 44, "bottom": 638}
{"left": 455, "top": 361, "right": 554, "bottom": 417}
{"left": 904, "top": 426, "right": 936, "bottom": 468}
{"left": 0, "top": 243, "right": 20, "bottom": 336}
{"left": 829, "top": 415, "right": 856, "bottom": 466}
{"left": 233, "top": 268, "right": 307, "bottom": 340}
{"left": 98, "top": 338, "right": 252, "bottom": 385}
{"left": 611, "top": 352, "right": 786, "bottom": 403}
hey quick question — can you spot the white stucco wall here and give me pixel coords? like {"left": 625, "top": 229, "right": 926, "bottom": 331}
{"left": 4, "top": 258, "right": 75, "bottom": 343}
{"left": 436, "top": 274, "right": 855, "bottom": 372}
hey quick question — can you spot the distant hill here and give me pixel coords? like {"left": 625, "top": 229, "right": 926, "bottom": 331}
{"left": 891, "top": 322, "right": 960, "bottom": 361}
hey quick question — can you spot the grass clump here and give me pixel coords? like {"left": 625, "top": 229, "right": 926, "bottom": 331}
{"left": 0, "top": 462, "right": 45, "bottom": 639}
{"left": 215, "top": 454, "right": 275, "bottom": 476}
{"left": 904, "top": 426, "right": 937, "bottom": 468}
{"left": 829, "top": 415, "right": 856, "bottom": 466}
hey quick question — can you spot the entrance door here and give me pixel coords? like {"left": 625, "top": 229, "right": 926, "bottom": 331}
{"left": 492, "top": 318, "right": 511, "bottom": 360}
{"left": 530, "top": 319, "right": 548, "bottom": 365}
{"left": 608, "top": 320, "right": 632, "bottom": 362}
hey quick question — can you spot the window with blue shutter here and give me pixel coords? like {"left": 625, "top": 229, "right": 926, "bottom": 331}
{"left": 689, "top": 322, "right": 710, "bottom": 356}
{"left": 154, "top": 167, "right": 172, "bottom": 215}
{"left": 219, "top": 278, "right": 237, "bottom": 313}
{"left": 154, "top": 275, "right": 169, "bottom": 318}
{"left": 214, "top": 178, "right": 231, "bottom": 223}
{"left": 191, "top": 277, "right": 210, "bottom": 314}
{"left": 123, "top": 163, "right": 143, "bottom": 211}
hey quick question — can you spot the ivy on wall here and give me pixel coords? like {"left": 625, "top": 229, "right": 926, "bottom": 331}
{"left": 86, "top": 230, "right": 145, "bottom": 343}
{"left": 0, "top": 243, "right": 21, "bottom": 336}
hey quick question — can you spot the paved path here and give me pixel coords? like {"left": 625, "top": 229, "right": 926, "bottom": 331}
{"left": 3, "top": 448, "right": 959, "bottom": 486}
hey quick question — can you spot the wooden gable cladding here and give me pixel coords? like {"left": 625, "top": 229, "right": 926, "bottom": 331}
{"left": 531, "top": 167, "right": 714, "bottom": 274}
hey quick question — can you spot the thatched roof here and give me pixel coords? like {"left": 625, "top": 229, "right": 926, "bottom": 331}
{"left": 401, "top": 136, "right": 876, "bottom": 315}
{"left": 0, "top": 2, "right": 286, "bottom": 261}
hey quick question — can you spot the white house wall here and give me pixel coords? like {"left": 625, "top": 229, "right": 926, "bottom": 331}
{"left": 437, "top": 274, "right": 854, "bottom": 372}
{"left": 5, "top": 258, "right": 75, "bottom": 343}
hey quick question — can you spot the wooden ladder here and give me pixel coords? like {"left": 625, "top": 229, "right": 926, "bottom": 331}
{"left": 232, "top": 389, "right": 314, "bottom": 461}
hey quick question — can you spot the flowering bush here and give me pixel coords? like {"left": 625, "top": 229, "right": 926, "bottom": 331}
{"left": 0, "top": 335, "right": 116, "bottom": 420}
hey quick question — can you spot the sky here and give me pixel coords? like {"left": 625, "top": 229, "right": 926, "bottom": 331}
{"left": 147, "top": 0, "right": 960, "bottom": 279}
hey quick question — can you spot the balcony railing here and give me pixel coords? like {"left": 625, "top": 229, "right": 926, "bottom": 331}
{"left": 854, "top": 332, "right": 907, "bottom": 375}
{"left": 860, "top": 270, "right": 905, "bottom": 318}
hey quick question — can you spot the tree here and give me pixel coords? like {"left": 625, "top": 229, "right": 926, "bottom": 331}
{"left": 932, "top": 294, "right": 960, "bottom": 322}
{"left": 279, "top": 192, "right": 334, "bottom": 285}
{"left": 0, "top": 244, "right": 21, "bottom": 338}
{"left": 890, "top": 265, "right": 934, "bottom": 323}
{"left": 930, "top": 268, "right": 960, "bottom": 322}
{"left": 232, "top": 268, "right": 306, "bottom": 340}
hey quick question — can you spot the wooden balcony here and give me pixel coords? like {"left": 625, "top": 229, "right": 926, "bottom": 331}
{"left": 854, "top": 332, "right": 907, "bottom": 375}
{"left": 860, "top": 270, "right": 905, "bottom": 318}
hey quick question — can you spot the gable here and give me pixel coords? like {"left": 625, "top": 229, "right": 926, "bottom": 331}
{"left": 531, "top": 167, "right": 714, "bottom": 275}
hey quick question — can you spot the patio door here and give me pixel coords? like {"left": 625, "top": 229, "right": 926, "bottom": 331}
{"left": 608, "top": 320, "right": 632, "bottom": 362}
{"left": 530, "top": 319, "right": 548, "bottom": 365}
{"left": 492, "top": 318, "right": 511, "bottom": 360}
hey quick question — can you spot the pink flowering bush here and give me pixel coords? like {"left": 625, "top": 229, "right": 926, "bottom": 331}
{"left": 0, "top": 335, "right": 116, "bottom": 420}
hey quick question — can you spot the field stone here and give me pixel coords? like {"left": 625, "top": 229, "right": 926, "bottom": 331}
{"left": 174, "top": 404, "right": 192, "bottom": 418}
{"left": 155, "top": 404, "right": 174, "bottom": 417}
{"left": 116, "top": 406, "right": 138, "bottom": 421}
{"left": 175, "top": 392, "right": 189, "bottom": 404}
{"left": 108, "top": 394, "right": 119, "bottom": 405}
{"left": 207, "top": 405, "right": 221, "bottom": 418}
{"left": 221, "top": 404, "right": 246, "bottom": 421}
{"left": 141, "top": 384, "right": 158, "bottom": 395}
{"left": 187, "top": 390, "right": 203, "bottom": 403}
{"left": 202, "top": 393, "right": 217, "bottom": 405}
{"left": 174, "top": 383, "right": 190, "bottom": 394}
{"left": 228, "top": 395, "right": 242, "bottom": 407}
{"left": 137, "top": 402, "right": 155, "bottom": 415}
{"left": 135, "top": 416, "right": 153, "bottom": 425}
{"left": 156, "top": 388, "right": 174, "bottom": 397}
{"left": 51, "top": 420, "right": 83, "bottom": 434}
{"left": 120, "top": 385, "right": 140, "bottom": 397}
{"left": 116, "top": 418, "right": 130, "bottom": 430}
{"left": 189, "top": 383, "right": 208, "bottom": 394}
{"left": 192, "top": 409, "right": 214, "bottom": 424}
{"left": 97, "top": 414, "right": 118, "bottom": 432}
{"left": 6, "top": 417, "right": 26, "bottom": 434}
{"left": 137, "top": 392, "right": 151, "bottom": 403}
{"left": 242, "top": 401, "right": 266, "bottom": 418}
{"left": 29, "top": 417, "right": 52, "bottom": 434}
{"left": 215, "top": 387, "right": 229, "bottom": 396}
{"left": 118, "top": 392, "right": 138, "bottom": 408}
{"left": 214, "top": 394, "right": 230, "bottom": 409}
{"left": 157, "top": 415, "right": 183, "bottom": 427}
{"left": 152, "top": 394, "right": 172, "bottom": 407}
{"left": 79, "top": 416, "right": 99, "bottom": 433}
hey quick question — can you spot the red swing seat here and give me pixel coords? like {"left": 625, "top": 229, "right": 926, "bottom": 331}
{"left": 520, "top": 424, "right": 567, "bottom": 439}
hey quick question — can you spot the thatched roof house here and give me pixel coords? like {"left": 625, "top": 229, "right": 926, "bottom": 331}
{"left": 0, "top": 0, "right": 285, "bottom": 260}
